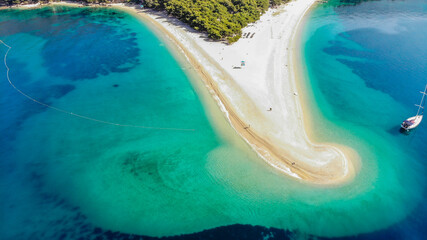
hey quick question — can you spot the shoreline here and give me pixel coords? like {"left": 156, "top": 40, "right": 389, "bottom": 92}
{"left": 290, "top": 8, "right": 361, "bottom": 179}
{"left": 2, "top": 1, "right": 359, "bottom": 185}
{"left": 288, "top": 2, "right": 361, "bottom": 182}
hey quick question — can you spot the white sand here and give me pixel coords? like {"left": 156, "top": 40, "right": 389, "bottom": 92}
{"left": 11, "top": 1, "right": 359, "bottom": 184}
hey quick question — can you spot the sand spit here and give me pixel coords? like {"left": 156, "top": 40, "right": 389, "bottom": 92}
{"left": 4, "top": 0, "right": 359, "bottom": 184}
{"left": 125, "top": 0, "right": 359, "bottom": 185}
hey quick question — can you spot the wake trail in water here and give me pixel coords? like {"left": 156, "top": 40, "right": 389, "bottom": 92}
{"left": 0, "top": 40, "right": 195, "bottom": 132}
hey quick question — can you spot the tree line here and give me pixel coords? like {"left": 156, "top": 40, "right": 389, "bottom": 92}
{"left": 2, "top": 0, "right": 290, "bottom": 43}
{"left": 144, "top": 0, "right": 289, "bottom": 43}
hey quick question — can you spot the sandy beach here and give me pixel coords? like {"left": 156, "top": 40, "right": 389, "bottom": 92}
{"left": 4, "top": 0, "right": 359, "bottom": 185}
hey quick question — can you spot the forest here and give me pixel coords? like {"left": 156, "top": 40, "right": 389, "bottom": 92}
{"left": 2, "top": 0, "right": 290, "bottom": 43}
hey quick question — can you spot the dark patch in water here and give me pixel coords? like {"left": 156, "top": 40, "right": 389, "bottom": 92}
{"left": 41, "top": 20, "right": 139, "bottom": 80}
{"left": 48, "top": 84, "right": 76, "bottom": 99}
{"left": 122, "top": 151, "right": 160, "bottom": 179}
{"left": 323, "top": 26, "right": 427, "bottom": 107}
{"left": 324, "top": 45, "right": 377, "bottom": 60}
{"left": 0, "top": 7, "right": 140, "bottom": 81}
{"left": 113, "top": 84, "right": 119, "bottom": 87}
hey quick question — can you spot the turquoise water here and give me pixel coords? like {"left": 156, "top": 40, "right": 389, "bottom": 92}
{"left": 0, "top": 2, "right": 426, "bottom": 240}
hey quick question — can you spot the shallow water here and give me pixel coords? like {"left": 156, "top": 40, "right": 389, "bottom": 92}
{"left": 0, "top": 2, "right": 426, "bottom": 240}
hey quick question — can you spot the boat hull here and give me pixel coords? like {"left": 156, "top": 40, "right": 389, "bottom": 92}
{"left": 401, "top": 115, "right": 423, "bottom": 130}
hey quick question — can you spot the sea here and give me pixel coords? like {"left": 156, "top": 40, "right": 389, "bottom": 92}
{"left": 0, "top": 1, "right": 426, "bottom": 239}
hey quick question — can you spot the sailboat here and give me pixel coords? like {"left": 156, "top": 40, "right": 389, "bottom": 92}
{"left": 401, "top": 84, "right": 427, "bottom": 131}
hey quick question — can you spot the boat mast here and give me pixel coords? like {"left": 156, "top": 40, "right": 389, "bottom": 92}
{"left": 415, "top": 84, "right": 427, "bottom": 116}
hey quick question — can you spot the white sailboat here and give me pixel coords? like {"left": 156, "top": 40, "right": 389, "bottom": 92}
{"left": 401, "top": 84, "right": 427, "bottom": 131}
